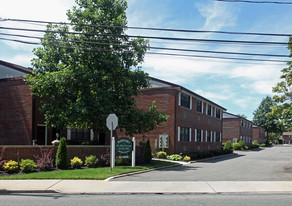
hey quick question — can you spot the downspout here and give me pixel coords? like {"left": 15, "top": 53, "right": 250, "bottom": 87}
{"left": 174, "top": 88, "right": 182, "bottom": 154}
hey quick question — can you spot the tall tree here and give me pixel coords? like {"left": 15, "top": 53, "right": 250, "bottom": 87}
{"left": 253, "top": 96, "right": 282, "bottom": 139}
{"left": 268, "top": 36, "right": 292, "bottom": 129}
{"left": 26, "top": 0, "right": 168, "bottom": 136}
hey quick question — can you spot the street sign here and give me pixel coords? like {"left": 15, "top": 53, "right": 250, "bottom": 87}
{"left": 116, "top": 138, "right": 133, "bottom": 154}
{"left": 106, "top": 114, "right": 118, "bottom": 130}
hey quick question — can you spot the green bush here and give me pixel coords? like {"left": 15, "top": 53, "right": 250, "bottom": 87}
{"left": 156, "top": 151, "right": 167, "bottom": 159}
{"left": 115, "top": 158, "right": 123, "bottom": 166}
{"left": 167, "top": 154, "right": 183, "bottom": 161}
{"left": 70, "top": 157, "right": 83, "bottom": 169}
{"left": 20, "top": 159, "right": 37, "bottom": 173}
{"left": 56, "top": 137, "right": 68, "bottom": 169}
{"left": 252, "top": 141, "right": 260, "bottom": 149}
{"left": 260, "top": 143, "right": 266, "bottom": 147}
{"left": 223, "top": 141, "right": 233, "bottom": 153}
{"left": 238, "top": 140, "right": 245, "bottom": 149}
{"left": 188, "top": 153, "right": 198, "bottom": 160}
{"left": 85, "top": 155, "right": 99, "bottom": 168}
{"left": 232, "top": 143, "right": 241, "bottom": 150}
{"left": 143, "top": 140, "right": 152, "bottom": 163}
{"left": 3, "top": 160, "right": 18, "bottom": 173}
{"left": 183, "top": 155, "right": 191, "bottom": 162}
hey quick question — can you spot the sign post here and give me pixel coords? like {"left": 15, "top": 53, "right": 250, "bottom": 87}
{"left": 132, "top": 137, "right": 136, "bottom": 167}
{"left": 106, "top": 114, "right": 118, "bottom": 172}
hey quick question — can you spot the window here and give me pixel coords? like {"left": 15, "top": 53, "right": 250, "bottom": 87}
{"left": 215, "top": 108, "right": 221, "bottom": 119}
{"left": 233, "top": 138, "right": 238, "bottom": 143}
{"left": 207, "top": 104, "right": 212, "bottom": 116}
{"left": 206, "top": 131, "right": 211, "bottom": 142}
{"left": 178, "top": 127, "right": 190, "bottom": 142}
{"left": 196, "top": 129, "right": 202, "bottom": 142}
{"left": 71, "top": 129, "right": 90, "bottom": 140}
{"left": 215, "top": 132, "right": 221, "bottom": 142}
{"left": 180, "top": 93, "right": 191, "bottom": 109}
{"left": 197, "top": 100, "right": 202, "bottom": 113}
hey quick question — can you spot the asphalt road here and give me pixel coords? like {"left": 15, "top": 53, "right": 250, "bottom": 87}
{"left": 113, "top": 145, "right": 292, "bottom": 181}
{"left": 1, "top": 193, "right": 292, "bottom": 206}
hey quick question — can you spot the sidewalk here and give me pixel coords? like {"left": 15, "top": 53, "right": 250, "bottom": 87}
{"left": 1, "top": 180, "right": 292, "bottom": 194}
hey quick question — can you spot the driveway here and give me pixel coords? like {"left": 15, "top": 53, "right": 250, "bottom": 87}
{"left": 113, "top": 145, "right": 292, "bottom": 181}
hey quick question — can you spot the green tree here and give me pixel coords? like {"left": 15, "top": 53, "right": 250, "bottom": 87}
{"left": 268, "top": 36, "right": 292, "bottom": 129}
{"left": 253, "top": 96, "right": 282, "bottom": 140}
{"left": 56, "top": 137, "right": 68, "bottom": 169}
{"left": 25, "top": 0, "right": 168, "bottom": 135}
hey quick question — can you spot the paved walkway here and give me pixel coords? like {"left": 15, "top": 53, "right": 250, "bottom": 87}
{"left": 1, "top": 180, "right": 292, "bottom": 194}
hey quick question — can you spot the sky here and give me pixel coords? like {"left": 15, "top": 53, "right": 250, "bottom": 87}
{"left": 0, "top": 0, "right": 292, "bottom": 121}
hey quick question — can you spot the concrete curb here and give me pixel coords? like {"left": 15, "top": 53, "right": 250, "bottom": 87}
{"left": 105, "top": 162, "right": 182, "bottom": 181}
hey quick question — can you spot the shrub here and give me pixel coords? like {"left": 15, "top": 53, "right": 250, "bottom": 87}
{"left": 115, "top": 158, "right": 123, "bottom": 166}
{"left": 85, "top": 155, "right": 99, "bottom": 168}
{"left": 3, "top": 160, "right": 18, "bottom": 173}
{"left": 99, "top": 150, "right": 110, "bottom": 167}
{"left": 252, "top": 141, "right": 260, "bottom": 149}
{"left": 56, "top": 137, "right": 68, "bottom": 169}
{"left": 183, "top": 155, "right": 191, "bottom": 162}
{"left": 238, "top": 140, "right": 245, "bottom": 149}
{"left": 70, "top": 157, "right": 83, "bottom": 169}
{"left": 232, "top": 143, "right": 241, "bottom": 150}
{"left": 223, "top": 141, "right": 233, "bottom": 153}
{"left": 188, "top": 153, "right": 198, "bottom": 160}
{"left": 20, "top": 159, "right": 37, "bottom": 173}
{"left": 34, "top": 148, "right": 54, "bottom": 171}
{"left": 167, "top": 154, "right": 183, "bottom": 161}
{"left": 156, "top": 151, "right": 167, "bottom": 159}
{"left": 143, "top": 140, "right": 152, "bottom": 163}
{"left": 260, "top": 143, "right": 266, "bottom": 147}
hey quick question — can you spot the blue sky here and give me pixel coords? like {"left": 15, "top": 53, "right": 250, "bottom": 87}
{"left": 1, "top": 0, "right": 291, "bottom": 120}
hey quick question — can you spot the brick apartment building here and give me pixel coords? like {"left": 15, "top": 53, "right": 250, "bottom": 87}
{"left": 252, "top": 125, "right": 266, "bottom": 144}
{"left": 282, "top": 132, "right": 292, "bottom": 144}
{"left": 117, "top": 77, "right": 226, "bottom": 154}
{"left": 0, "top": 60, "right": 34, "bottom": 145}
{"left": 222, "top": 112, "right": 253, "bottom": 146}
{"left": 1, "top": 60, "right": 226, "bottom": 155}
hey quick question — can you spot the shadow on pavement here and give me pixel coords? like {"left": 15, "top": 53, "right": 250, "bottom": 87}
{"left": 197, "top": 153, "right": 245, "bottom": 164}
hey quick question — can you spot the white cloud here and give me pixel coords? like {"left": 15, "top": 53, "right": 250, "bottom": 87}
{"left": 195, "top": 1, "right": 238, "bottom": 30}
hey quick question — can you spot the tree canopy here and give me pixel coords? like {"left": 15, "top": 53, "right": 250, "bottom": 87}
{"left": 268, "top": 36, "right": 292, "bottom": 129}
{"left": 26, "top": 0, "right": 168, "bottom": 136}
{"left": 253, "top": 96, "right": 282, "bottom": 135}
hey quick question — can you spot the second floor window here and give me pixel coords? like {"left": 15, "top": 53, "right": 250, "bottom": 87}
{"left": 180, "top": 93, "right": 191, "bottom": 109}
{"left": 215, "top": 108, "right": 221, "bottom": 119}
{"left": 207, "top": 104, "right": 212, "bottom": 116}
{"left": 197, "top": 100, "right": 202, "bottom": 113}
{"left": 197, "top": 129, "right": 202, "bottom": 142}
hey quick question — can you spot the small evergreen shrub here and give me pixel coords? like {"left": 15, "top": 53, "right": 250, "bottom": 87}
{"left": 3, "top": 160, "right": 18, "bottom": 173}
{"left": 34, "top": 148, "right": 54, "bottom": 171}
{"left": 20, "top": 159, "right": 37, "bottom": 173}
{"left": 143, "top": 140, "right": 152, "bottom": 163}
{"left": 156, "top": 151, "right": 167, "bottom": 159}
{"left": 56, "top": 137, "right": 68, "bottom": 169}
{"left": 85, "top": 155, "right": 99, "bottom": 168}
{"left": 183, "top": 155, "right": 191, "bottom": 162}
{"left": 188, "top": 153, "right": 198, "bottom": 160}
{"left": 252, "top": 141, "right": 260, "bottom": 149}
{"left": 70, "top": 157, "right": 83, "bottom": 169}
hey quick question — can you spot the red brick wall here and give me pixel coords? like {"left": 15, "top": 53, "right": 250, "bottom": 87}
{"left": 252, "top": 127, "right": 266, "bottom": 144}
{"left": 0, "top": 77, "right": 33, "bottom": 145}
{"left": 222, "top": 119, "right": 240, "bottom": 143}
{"left": 116, "top": 87, "right": 223, "bottom": 155}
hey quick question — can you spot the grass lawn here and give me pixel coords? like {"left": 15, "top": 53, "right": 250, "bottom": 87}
{"left": 0, "top": 160, "right": 178, "bottom": 180}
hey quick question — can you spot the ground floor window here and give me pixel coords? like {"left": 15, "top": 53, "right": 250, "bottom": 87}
{"left": 70, "top": 129, "right": 90, "bottom": 140}
{"left": 178, "top": 127, "right": 190, "bottom": 142}
{"left": 196, "top": 129, "right": 203, "bottom": 142}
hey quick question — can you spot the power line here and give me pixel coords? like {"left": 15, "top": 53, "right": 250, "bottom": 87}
{"left": 1, "top": 18, "right": 292, "bottom": 37}
{"left": 0, "top": 36, "right": 290, "bottom": 63}
{"left": 215, "top": 0, "right": 292, "bottom": 4}
{"left": 0, "top": 26, "right": 289, "bottom": 46}
{"left": 0, "top": 32, "right": 289, "bottom": 58}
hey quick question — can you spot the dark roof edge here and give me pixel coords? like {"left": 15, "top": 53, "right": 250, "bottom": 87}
{"left": 0, "top": 60, "right": 32, "bottom": 74}
{"left": 149, "top": 76, "right": 227, "bottom": 111}
{"left": 223, "top": 111, "right": 254, "bottom": 123}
